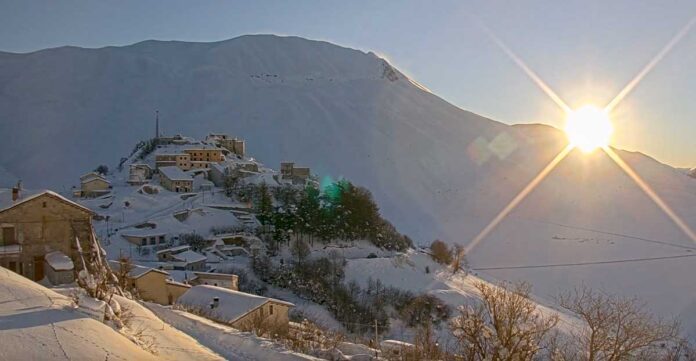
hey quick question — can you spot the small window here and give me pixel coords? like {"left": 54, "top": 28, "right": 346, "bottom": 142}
{"left": 269, "top": 305, "right": 274, "bottom": 315}
{"left": 42, "top": 201, "right": 47, "bottom": 208}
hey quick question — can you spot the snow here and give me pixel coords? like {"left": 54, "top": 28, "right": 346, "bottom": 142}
{"left": 114, "top": 296, "right": 224, "bottom": 360}
{"left": 45, "top": 250, "right": 74, "bottom": 271}
{"left": 178, "top": 285, "right": 293, "bottom": 324}
{"left": 0, "top": 267, "right": 158, "bottom": 360}
{"left": 159, "top": 166, "right": 192, "bottom": 181}
{"left": 3, "top": 34, "right": 695, "bottom": 336}
{"left": 172, "top": 250, "right": 208, "bottom": 264}
{"left": 148, "top": 303, "right": 321, "bottom": 360}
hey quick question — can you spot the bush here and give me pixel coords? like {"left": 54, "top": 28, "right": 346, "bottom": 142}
{"left": 179, "top": 233, "right": 206, "bottom": 252}
{"left": 399, "top": 294, "right": 451, "bottom": 328}
{"left": 430, "top": 239, "right": 452, "bottom": 264}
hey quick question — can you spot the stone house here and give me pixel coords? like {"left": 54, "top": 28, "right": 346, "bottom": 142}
{"left": 159, "top": 166, "right": 193, "bottom": 193}
{"left": 177, "top": 285, "right": 294, "bottom": 332}
{"left": 280, "top": 162, "right": 311, "bottom": 184}
{"left": 128, "top": 164, "right": 153, "bottom": 185}
{"left": 0, "top": 190, "right": 96, "bottom": 282}
{"left": 79, "top": 173, "right": 111, "bottom": 198}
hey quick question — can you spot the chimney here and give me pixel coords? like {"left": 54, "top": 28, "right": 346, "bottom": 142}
{"left": 11, "top": 187, "right": 19, "bottom": 201}
{"left": 212, "top": 297, "right": 220, "bottom": 309}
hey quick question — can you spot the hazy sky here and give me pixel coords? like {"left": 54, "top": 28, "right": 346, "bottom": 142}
{"left": 2, "top": 1, "right": 694, "bottom": 167}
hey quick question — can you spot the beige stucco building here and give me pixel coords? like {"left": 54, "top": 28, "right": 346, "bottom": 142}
{"left": 189, "top": 271, "right": 238, "bottom": 290}
{"left": 183, "top": 146, "right": 224, "bottom": 163}
{"left": 0, "top": 190, "right": 95, "bottom": 281}
{"left": 111, "top": 261, "right": 191, "bottom": 305}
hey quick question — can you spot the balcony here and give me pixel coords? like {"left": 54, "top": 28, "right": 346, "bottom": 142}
{"left": 0, "top": 243, "right": 22, "bottom": 255}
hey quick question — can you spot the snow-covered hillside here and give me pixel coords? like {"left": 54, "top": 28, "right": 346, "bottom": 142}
{"left": 0, "top": 266, "right": 160, "bottom": 360}
{"left": 1, "top": 34, "right": 695, "bottom": 337}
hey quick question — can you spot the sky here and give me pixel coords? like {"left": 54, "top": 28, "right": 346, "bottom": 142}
{"left": 1, "top": 0, "right": 694, "bottom": 167}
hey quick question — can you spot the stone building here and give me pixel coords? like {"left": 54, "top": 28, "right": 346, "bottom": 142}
{"left": 0, "top": 190, "right": 96, "bottom": 281}
{"left": 110, "top": 261, "right": 190, "bottom": 305}
{"left": 280, "top": 162, "right": 311, "bottom": 184}
{"left": 159, "top": 166, "right": 193, "bottom": 193}
{"left": 79, "top": 173, "right": 111, "bottom": 198}
{"left": 177, "top": 285, "right": 294, "bottom": 332}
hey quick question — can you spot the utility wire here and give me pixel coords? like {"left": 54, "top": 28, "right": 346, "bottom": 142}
{"left": 471, "top": 253, "right": 696, "bottom": 271}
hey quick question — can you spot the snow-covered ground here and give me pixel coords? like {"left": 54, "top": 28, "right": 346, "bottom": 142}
{"left": 2, "top": 34, "right": 694, "bottom": 339}
{"left": 148, "top": 303, "right": 321, "bottom": 360}
{"left": 0, "top": 267, "right": 159, "bottom": 360}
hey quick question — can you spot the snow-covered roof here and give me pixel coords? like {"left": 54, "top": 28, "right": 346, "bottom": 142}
{"left": 156, "top": 245, "right": 190, "bottom": 255}
{"left": 108, "top": 260, "right": 169, "bottom": 279}
{"left": 80, "top": 172, "right": 103, "bottom": 181}
{"left": 159, "top": 166, "right": 192, "bottom": 181}
{"left": 81, "top": 174, "right": 110, "bottom": 184}
{"left": 165, "top": 279, "right": 191, "bottom": 288}
{"left": 177, "top": 285, "right": 294, "bottom": 324}
{"left": 192, "top": 271, "right": 237, "bottom": 280}
{"left": 0, "top": 189, "right": 96, "bottom": 216}
{"left": 120, "top": 229, "right": 167, "bottom": 238}
{"left": 183, "top": 144, "right": 222, "bottom": 151}
{"left": 171, "top": 250, "right": 207, "bottom": 264}
{"left": 44, "top": 251, "right": 74, "bottom": 271}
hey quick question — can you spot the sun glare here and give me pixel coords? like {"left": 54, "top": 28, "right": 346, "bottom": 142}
{"left": 565, "top": 105, "right": 613, "bottom": 152}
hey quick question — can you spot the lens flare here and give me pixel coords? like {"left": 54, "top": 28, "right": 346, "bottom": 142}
{"left": 565, "top": 106, "right": 613, "bottom": 152}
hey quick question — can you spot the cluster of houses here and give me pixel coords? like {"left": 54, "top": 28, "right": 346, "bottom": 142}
{"left": 124, "top": 132, "right": 312, "bottom": 194}
{"left": 1, "top": 185, "right": 295, "bottom": 332}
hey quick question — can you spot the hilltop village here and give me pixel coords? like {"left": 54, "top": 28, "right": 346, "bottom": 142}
{"left": 0, "top": 130, "right": 436, "bottom": 360}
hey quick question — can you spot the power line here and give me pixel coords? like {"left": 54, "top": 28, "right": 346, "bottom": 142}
{"left": 517, "top": 217, "right": 696, "bottom": 251}
{"left": 471, "top": 253, "right": 696, "bottom": 271}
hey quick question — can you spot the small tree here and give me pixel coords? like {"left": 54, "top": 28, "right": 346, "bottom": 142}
{"left": 557, "top": 285, "right": 681, "bottom": 361}
{"left": 450, "top": 281, "right": 559, "bottom": 361}
{"left": 179, "top": 233, "right": 206, "bottom": 252}
{"left": 94, "top": 164, "right": 109, "bottom": 176}
{"left": 114, "top": 256, "right": 135, "bottom": 292}
{"left": 430, "top": 239, "right": 452, "bottom": 264}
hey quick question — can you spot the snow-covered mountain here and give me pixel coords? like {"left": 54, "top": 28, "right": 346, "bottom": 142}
{"left": 1, "top": 35, "right": 695, "bottom": 336}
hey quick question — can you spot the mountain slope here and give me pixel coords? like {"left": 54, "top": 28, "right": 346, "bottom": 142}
{"left": 1, "top": 35, "right": 695, "bottom": 336}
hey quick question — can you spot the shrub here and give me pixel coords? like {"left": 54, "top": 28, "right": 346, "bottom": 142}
{"left": 430, "top": 240, "right": 452, "bottom": 264}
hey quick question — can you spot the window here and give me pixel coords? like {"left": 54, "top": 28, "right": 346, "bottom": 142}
{"left": 269, "top": 305, "right": 274, "bottom": 315}
{"left": 2, "top": 226, "right": 16, "bottom": 245}
{"left": 42, "top": 201, "right": 47, "bottom": 208}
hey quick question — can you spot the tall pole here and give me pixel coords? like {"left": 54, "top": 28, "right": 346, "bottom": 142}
{"left": 374, "top": 319, "right": 379, "bottom": 348}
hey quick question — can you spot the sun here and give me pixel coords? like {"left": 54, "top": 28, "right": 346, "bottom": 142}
{"left": 565, "top": 105, "right": 613, "bottom": 152}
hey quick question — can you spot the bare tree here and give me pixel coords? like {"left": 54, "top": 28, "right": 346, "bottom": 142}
{"left": 451, "top": 243, "right": 469, "bottom": 275}
{"left": 557, "top": 285, "right": 680, "bottom": 361}
{"left": 450, "top": 281, "right": 559, "bottom": 361}
{"left": 114, "top": 255, "right": 135, "bottom": 292}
